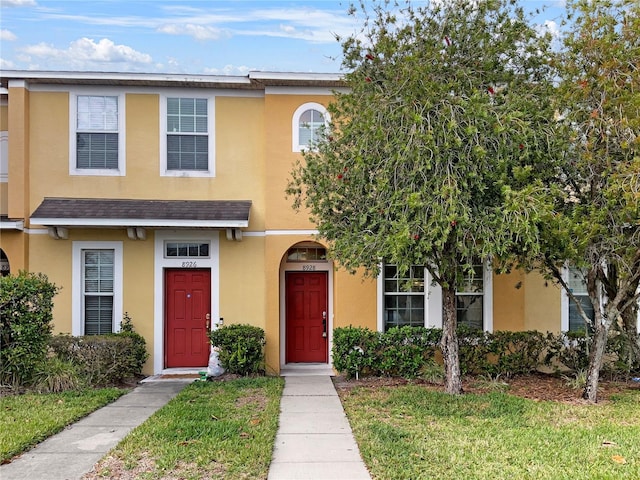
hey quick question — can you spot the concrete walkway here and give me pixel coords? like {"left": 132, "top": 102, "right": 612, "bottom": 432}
{"left": 268, "top": 375, "right": 371, "bottom": 480}
{"left": 0, "top": 380, "right": 189, "bottom": 480}
{"left": 2, "top": 372, "right": 371, "bottom": 480}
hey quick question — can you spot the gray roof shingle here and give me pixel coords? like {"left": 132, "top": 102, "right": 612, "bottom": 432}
{"left": 30, "top": 198, "right": 251, "bottom": 228}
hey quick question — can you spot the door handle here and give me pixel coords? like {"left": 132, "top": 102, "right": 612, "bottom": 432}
{"left": 322, "top": 311, "right": 327, "bottom": 337}
{"left": 206, "top": 313, "right": 211, "bottom": 330}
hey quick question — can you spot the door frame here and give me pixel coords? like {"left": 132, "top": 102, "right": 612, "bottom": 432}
{"left": 279, "top": 244, "right": 333, "bottom": 368}
{"left": 154, "top": 230, "right": 220, "bottom": 374}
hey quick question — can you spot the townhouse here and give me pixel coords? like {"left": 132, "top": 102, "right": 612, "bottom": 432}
{"left": 0, "top": 70, "right": 607, "bottom": 375}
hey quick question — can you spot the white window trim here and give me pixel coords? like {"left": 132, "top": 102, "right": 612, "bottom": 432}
{"left": 160, "top": 93, "right": 216, "bottom": 178}
{"left": 292, "top": 102, "right": 330, "bottom": 153}
{"left": 69, "top": 91, "right": 126, "bottom": 176}
{"left": 72, "top": 241, "right": 123, "bottom": 335}
{"left": 377, "top": 261, "right": 493, "bottom": 332}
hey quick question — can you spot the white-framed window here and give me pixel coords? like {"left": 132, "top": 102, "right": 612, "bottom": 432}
{"left": 561, "top": 266, "right": 595, "bottom": 332}
{"left": 292, "top": 102, "right": 329, "bottom": 152}
{"left": 383, "top": 265, "right": 426, "bottom": 330}
{"left": 380, "top": 262, "right": 493, "bottom": 332}
{"left": 70, "top": 92, "right": 126, "bottom": 176}
{"left": 164, "top": 241, "right": 210, "bottom": 258}
{"left": 72, "top": 241, "right": 123, "bottom": 335}
{"left": 160, "top": 94, "right": 215, "bottom": 177}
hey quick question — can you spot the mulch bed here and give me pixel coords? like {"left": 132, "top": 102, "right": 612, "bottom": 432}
{"left": 332, "top": 373, "right": 640, "bottom": 404}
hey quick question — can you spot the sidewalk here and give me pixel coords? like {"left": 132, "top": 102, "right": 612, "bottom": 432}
{"left": 0, "top": 380, "right": 189, "bottom": 480}
{"left": 268, "top": 375, "right": 371, "bottom": 480}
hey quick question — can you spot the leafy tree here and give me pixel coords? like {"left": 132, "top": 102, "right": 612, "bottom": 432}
{"left": 540, "top": 0, "right": 640, "bottom": 402}
{"left": 288, "top": 0, "right": 560, "bottom": 393}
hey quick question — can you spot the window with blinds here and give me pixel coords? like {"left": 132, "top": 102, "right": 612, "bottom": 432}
{"left": 83, "top": 249, "right": 114, "bottom": 335}
{"left": 76, "top": 96, "right": 119, "bottom": 169}
{"left": 167, "top": 98, "right": 208, "bottom": 171}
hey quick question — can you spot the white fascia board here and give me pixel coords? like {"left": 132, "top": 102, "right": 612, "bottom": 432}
{"left": 2, "top": 70, "right": 251, "bottom": 86}
{"left": 30, "top": 218, "right": 249, "bottom": 228}
{"left": 0, "top": 220, "right": 24, "bottom": 230}
{"left": 249, "top": 71, "right": 343, "bottom": 82}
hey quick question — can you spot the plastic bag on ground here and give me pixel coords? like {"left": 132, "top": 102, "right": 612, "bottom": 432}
{"left": 207, "top": 348, "right": 225, "bottom": 377}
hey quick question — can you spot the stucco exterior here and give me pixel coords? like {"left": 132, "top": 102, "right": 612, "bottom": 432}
{"left": 0, "top": 70, "right": 574, "bottom": 376}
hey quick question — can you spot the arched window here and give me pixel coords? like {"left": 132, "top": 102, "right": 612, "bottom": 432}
{"left": 292, "top": 103, "right": 329, "bottom": 152}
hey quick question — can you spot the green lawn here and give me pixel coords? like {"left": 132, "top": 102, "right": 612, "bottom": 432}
{"left": 340, "top": 385, "right": 640, "bottom": 480}
{"left": 88, "top": 377, "right": 284, "bottom": 480}
{"left": 0, "top": 388, "right": 127, "bottom": 462}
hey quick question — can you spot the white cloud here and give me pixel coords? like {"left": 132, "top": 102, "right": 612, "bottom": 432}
{"left": 157, "top": 24, "right": 230, "bottom": 41}
{"left": 1, "top": 0, "right": 37, "bottom": 7}
{"left": 1, "top": 29, "right": 17, "bottom": 41}
{"left": 0, "top": 58, "right": 16, "bottom": 69}
{"left": 545, "top": 20, "right": 561, "bottom": 38}
{"left": 19, "top": 38, "right": 152, "bottom": 69}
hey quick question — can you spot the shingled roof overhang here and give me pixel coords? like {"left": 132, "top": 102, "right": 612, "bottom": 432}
{"left": 30, "top": 198, "right": 251, "bottom": 229}
{"left": 0, "top": 70, "right": 345, "bottom": 90}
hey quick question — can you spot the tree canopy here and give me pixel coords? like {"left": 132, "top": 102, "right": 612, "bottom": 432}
{"left": 288, "top": 0, "right": 561, "bottom": 393}
{"left": 538, "top": 0, "right": 640, "bottom": 402}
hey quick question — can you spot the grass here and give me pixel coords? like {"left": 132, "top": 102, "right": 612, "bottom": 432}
{"left": 89, "top": 377, "right": 284, "bottom": 480}
{"left": 0, "top": 388, "right": 127, "bottom": 462}
{"left": 340, "top": 385, "right": 640, "bottom": 480}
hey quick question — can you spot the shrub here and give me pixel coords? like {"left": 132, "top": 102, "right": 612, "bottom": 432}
{"left": 543, "top": 331, "right": 591, "bottom": 373}
{"left": 458, "top": 329, "right": 547, "bottom": 377}
{"left": 332, "top": 326, "right": 379, "bottom": 377}
{"left": 332, "top": 326, "right": 441, "bottom": 378}
{"left": 32, "top": 356, "right": 83, "bottom": 393}
{"left": 378, "top": 326, "right": 441, "bottom": 377}
{"left": 0, "top": 272, "right": 59, "bottom": 386}
{"left": 209, "top": 324, "right": 265, "bottom": 375}
{"left": 49, "top": 330, "right": 148, "bottom": 387}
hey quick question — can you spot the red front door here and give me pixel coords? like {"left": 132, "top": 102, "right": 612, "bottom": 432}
{"left": 286, "top": 271, "right": 328, "bottom": 363}
{"left": 165, "top": 269, "right": 211, "bottom": 368}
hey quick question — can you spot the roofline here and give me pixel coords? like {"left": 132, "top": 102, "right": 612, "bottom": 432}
{"left": 249, "top": 71, "right": 343, "bottom": 82}
{"left": 0, "top": 70, "right": 345, "bottom": 89}
{"left": 0, "top": 70, "right": 250, "bottom": 85}
{"left": 30, "top": 218, "right": 249, "bottom": 228}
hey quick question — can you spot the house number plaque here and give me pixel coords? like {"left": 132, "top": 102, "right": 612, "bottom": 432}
{"left": 181, "top": 261, "right": 197, "bottom": 268}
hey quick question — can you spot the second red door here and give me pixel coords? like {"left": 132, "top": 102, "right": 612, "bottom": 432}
{"left": 286, "top": 271, "right": 328, "bottom": 363}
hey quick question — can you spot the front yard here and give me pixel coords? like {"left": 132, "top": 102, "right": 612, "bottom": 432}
{"left": 336, "top": 376, "right": 640, "bottom": 480}
{"left": 3, "top": 374, "right": 640, "bottom": 479}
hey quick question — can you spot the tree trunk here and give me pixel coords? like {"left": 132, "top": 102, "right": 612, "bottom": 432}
{"left": 582, "top": 319, "right": 608, "bottom": 402}
{"left": 441, "top": 286, "right": 463, "bottom": 394}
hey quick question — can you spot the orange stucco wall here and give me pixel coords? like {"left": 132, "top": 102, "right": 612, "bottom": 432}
{"left": 492, "top": 270, "right": 526, "bottom": 331}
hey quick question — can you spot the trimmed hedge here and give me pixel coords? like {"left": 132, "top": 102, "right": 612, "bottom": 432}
{"left": 332, "top": 325, "right": 635, "bottom": 379}
{"left": 209, "top": 324, "right": 265, "bottom": 376}
{"left": 49, "top": 332, "right": 148, "bottom": 387}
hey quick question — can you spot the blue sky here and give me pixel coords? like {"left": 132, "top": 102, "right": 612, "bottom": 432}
{"left": 0, "top": 0, "right": 566, "bottom": 75}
